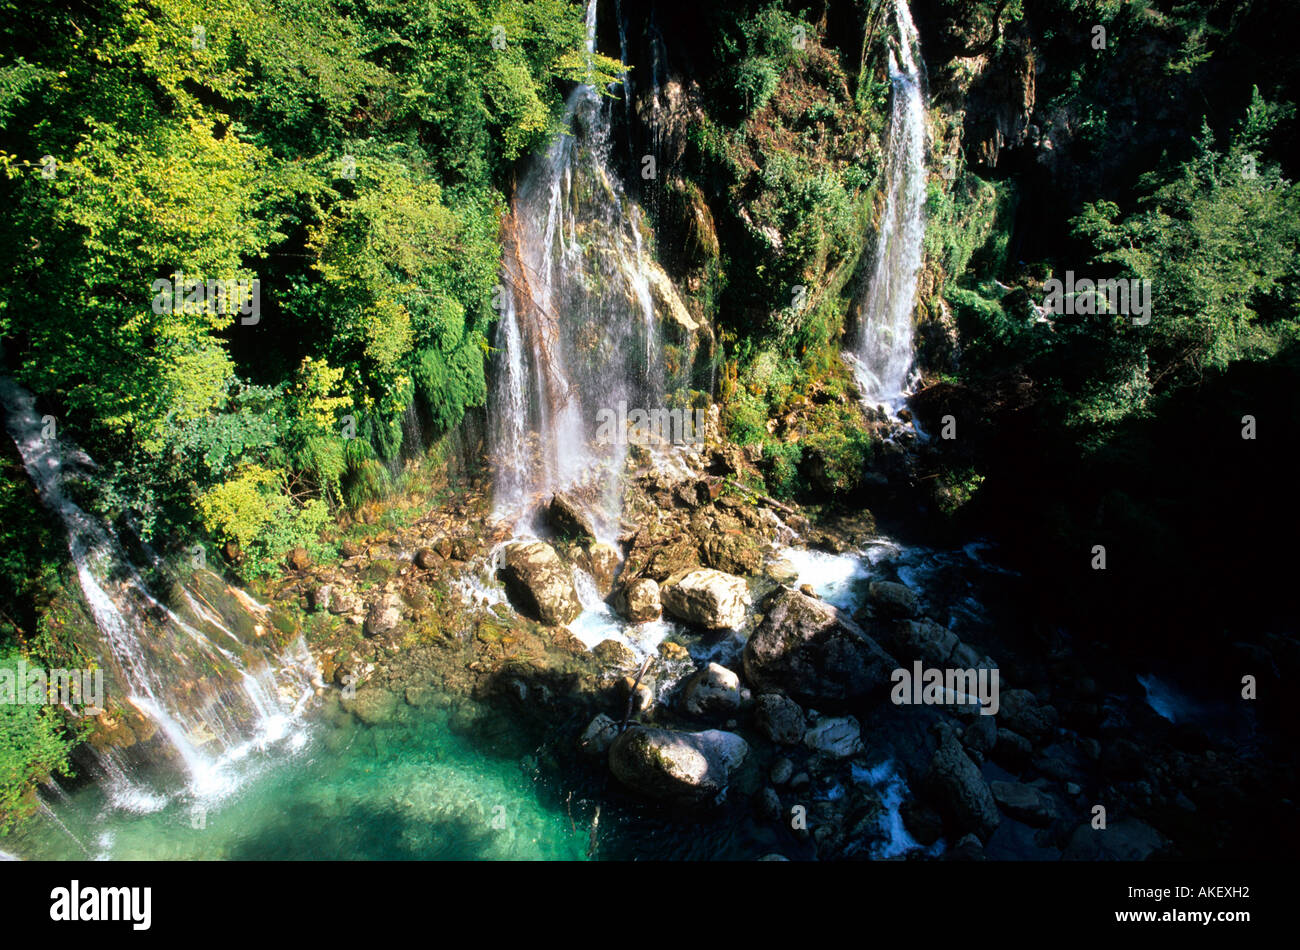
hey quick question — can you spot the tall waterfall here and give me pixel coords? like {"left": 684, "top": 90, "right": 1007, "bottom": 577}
{"left": 489, "top": 0, "right": 694, "bottom": 537}
{"left": 0, "top": 373, "right": 317, "bottom": 801}
{"left": 850, "top": 0, "right": 928, "bottom": 412}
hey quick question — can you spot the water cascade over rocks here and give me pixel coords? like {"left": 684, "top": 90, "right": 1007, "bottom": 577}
{"left": 848, "top": 0, "right": 928, "bottom": 413}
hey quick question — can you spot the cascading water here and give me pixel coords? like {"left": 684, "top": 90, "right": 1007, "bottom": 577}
{"left": 489, "top": 0, "right": 694, "bottom": 538}
{"left": 849, "top": 0, "right": 928, "bottom": 412}
{"left": 0, "top": 372, "right": 318, "bottom": 803}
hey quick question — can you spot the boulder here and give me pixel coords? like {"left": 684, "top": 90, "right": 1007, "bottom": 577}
{"left": 990, "top": 781, "right": 1058, "bottom": 827}
{"left": 414, "top": 547, "right": 441, "bottom": 570}
{"left": 880, "top": 619, "right": 959, "bottom": 666}
{"left": 998, "top": 689, "right": 1058, "bottom": 741}
{"left": 681, "top": 663, "right": 741, "bottom": 717}
{"left": 608, "top": 727, "right": 749, "bottom": 806}
{"left": 497, "top": 540, "right": 582, "bottom": 626}
{"left": 867, "top": 580, "right": 918, "bottom": 618}
{"left": 755, "top": 693, "right": 805, "bottom": 745}
{"left": 363, "top": 594, "right": 402, "bottom": 638}
{"left": 803, "top": 716, "right": 864, "bottom": 759}
{"left": 614, "top": 577, "right": 662, "bottom": 623}
{"left": 578, "top": 713, "right": 621, "bottom": 758}
{"left": 700, "top": 531, "right": 762, "bottom": 576}
{"left": 743, "top": 588, "right": 898, "bottom": 705}
{"left": 660, "top": 568, "right": 750, "bottom": 630}
{"left": 586, "top": 542, "right": 619, "bottom": 597}
{"left": 547, "top": 492, "right": 597, "bottom": 543}
{"left": 921, "top": 735, "right": 1001, "bottom": 841}
{"left": 1062, "top": 818, "right": 1168, "bottom": 861}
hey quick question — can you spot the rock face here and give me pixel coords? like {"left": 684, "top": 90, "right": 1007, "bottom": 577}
{"left": 681, "top": 662, "right": 741, "bottom": 717}
{"left": 922, "top": 735, "right": 1002, "bottom": 841}
{"left": 660, "top": 568, "right": 750, "bottom": 630}
{"left": 497, "top": 541, "right": 582, "bottom": 626}
{"left": 608, "top": 726, "right": 749, "bottom": 805}
{"left": 755, "top": 693, "right": 805, "bottom": 745}
{"left": 547, "top": 492, "right": 597, "bottom": 543}
{"left": 743, "top": 588, "right": 898, "bottom": 704}
{"left": 614, "top": 577, "right": 662, "bottom": 623}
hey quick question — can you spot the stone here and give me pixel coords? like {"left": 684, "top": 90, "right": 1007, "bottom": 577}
{"left": 743, "top": 588, "right": 898, "bottom": 705}
{"left": 867, "top": 580, "right": 918, "bottom": 618}
{"left": 414, "top": 547, "right": 441, "bottom": 570}
{"left": 286, "top": 546, "right": 312, "bottom": 571}
{"left": 608, "top": 727, "right": 749, "bottom": 806}
{"left": 681, "top": 662, "right": 741, "bottom": 717}
{"left": 497, "top": 540, "right": 582, "bottom": 626}
{"left": 1062, "top": 818, "right": 1168, "bottom": 861}
{"left": 755, "top": 693, "right": 805, "bottom": 745}
{"left": 700, "top": 531, "right": 762, "bottom": 576}
{"left": 879, "top": 618, "right": 960, "bottom": 666}
{"left": 363, "top": 594, "right": 401, "bottom": 637}
{"left": 614, "top": 577, "right": 662, "bottom": 623}
{"left": 342, "top": 687, "right": 396, "bottom": 726}
{"left": 922, "top": 735, "right": 1001, "bottom": 841}
{"left": 765, "top": 557, "right": 800, "bottom": 585}
{"left": 660, "top": 568, "right": 750, "bottom": 630}
{"left": 990, "top": 780, "right": 1058, "bottom": 827}
{"left": 770, "top": 757, "right": 794, "bottom": 785}
{"left": 547, "top": 492, "right": 597, "bottom": 543}
{"left": 586, "top": 542, "right": 619, "bottom": 597}
{"left": 803, "top": 716, "right": 864, "bottom": 759}
{"left": 308, "top": 584, "right": 333, "bottom": 612}
{"left": 998, "top": 689, "right": 1058, "bottom": 741}
{"left": 578, "top": 713, "right": 621, "bottom": 758}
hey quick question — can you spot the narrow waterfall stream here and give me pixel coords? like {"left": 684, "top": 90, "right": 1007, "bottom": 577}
{"left": 848, "top": 0, "right": 928, "bottom": 412}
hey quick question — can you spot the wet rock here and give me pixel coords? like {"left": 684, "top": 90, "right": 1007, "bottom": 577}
{"left": 617, "top": 576, "right": 663, "bottom": 624}
{"left": 660, "top": 567, "right": 750, "bottom": 630}
{"left": 433, "top": 537, "right": 454, "bottom": 559}
{"left": 990, "top": 780, "right": 1057, "bottom": 827}
{"left": 497, "top": 540, "right": 582, "bottom": 626}
{"left": 921, "top": 735, "right": 1001, "bottom": 841}
{"left": 765, "top": 556, "right": 800, "bottom": 585}
{"left": 363, "top": 594, "right": 402, "bottom": 637}
{"left": 414, "top": 547, "right": 441, "bottom": 570}
{"left": 755, "top": 693, "right": 805, "bottom": 745}
{"left": 803, "top": 716, "right": 864, "bottom": 759}
{"left": 578, "top": 713, "right": 621, "bottom": 758}
{"left": 586, "top": 542, "right": 619, "bottom": 597}
{"left": 682, "top": 662, "right": 741, "bottom": 717}
{"left": 867, "top": 581, "right": 918, "bottom": 618}
{"left": 743, "top": 588, "right": 898, "bottom": 705}
{"left": 799, "top": 583, "right": 816, "bottom": 598}
{"left": 592, "top": 639, "right": 638, "bottom": 671}
{"left": 1062, "top": 818, "right": 1168, "bottom": 861}
{"left": 608, "top": 726, "right": 749, "bottom": 806}
{"left": 547, "top": 492, "right": 597, "bottom": 543}
{"left": 343, "top": 687, "right": 397, "bottom": 726}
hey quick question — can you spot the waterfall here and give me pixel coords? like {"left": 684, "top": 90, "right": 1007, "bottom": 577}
{"left": 850, "top": 0, "right": 928, "bottom": 413}
{"left": 0, "top": 372, "right": 318, "bottom": 802}
{"left": 489, "top": 0, "right": 692, "bottom": 537}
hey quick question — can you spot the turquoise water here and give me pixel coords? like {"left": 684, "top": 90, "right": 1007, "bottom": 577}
{"left": 8, "top": 697, "right": 588, "bottom": 861}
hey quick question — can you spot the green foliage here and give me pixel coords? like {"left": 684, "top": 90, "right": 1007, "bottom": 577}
{"left": 0, "top": 649, "right": 78, "bottom": 832}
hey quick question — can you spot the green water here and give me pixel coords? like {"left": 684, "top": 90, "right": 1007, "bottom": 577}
{"left": 8, "top": 697, "right": 589, "bottom": 861}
